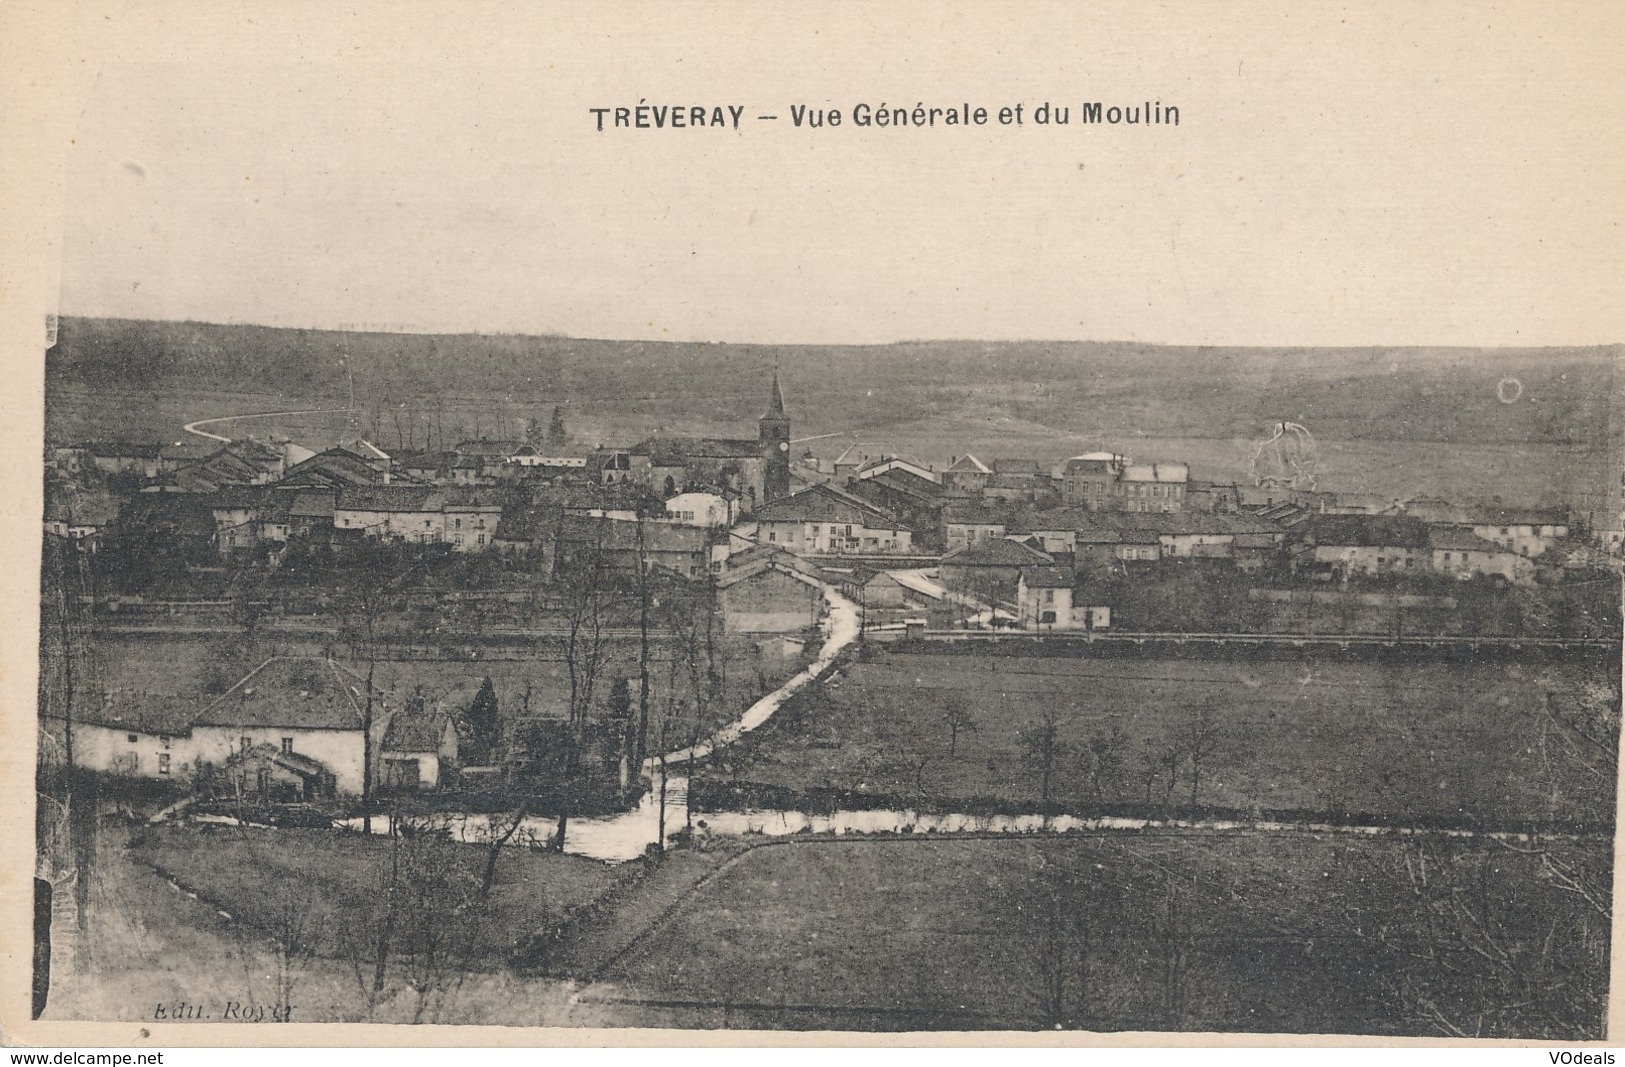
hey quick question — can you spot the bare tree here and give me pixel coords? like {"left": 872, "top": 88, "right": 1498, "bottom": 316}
{"left": 1152, "top": 872, "right": 1189, "bottom": 1029}
{"left": 1024, "top": 851, "right": 1123, "bottom": 1029}
{"left": 1371, "top": 838, "right": 1608, "bottom": 1039}
{"left": 1019, "top": 707, "right": 1069, "bottom": 823}
{"left": 554, "top": 534, "right": 615, "bottom": 850}
{"left": 942, "top": 695, "right": 978, "bottom": 758}
{"left": 1156, "top": 737, "right": 1183, "bottom": 807}
{"left": 266, "top": 882, "right": 323, "bottom": 1023}
{"left": 395, "top": 828, "right": 486, "bottom": 1024}
{"left": 1083, "top": 721, "right": 1128, "bottom": 805}
{"left": 1180, "top": 705, "right": 1221, "bottom": 808}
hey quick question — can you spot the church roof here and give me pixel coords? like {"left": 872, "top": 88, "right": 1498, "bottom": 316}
{"left": 765, "top": 373, "right": 786, "bottom": 418}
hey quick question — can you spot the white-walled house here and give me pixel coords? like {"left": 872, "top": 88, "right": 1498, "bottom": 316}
{"left": 1465, "top": 507, "right": 1569, "bottom": 559}
{"left": 665, "top": 490, "right": 738, "bottom": 528}
{"left": 1429, "top": 528, "right": 1537, "bottom": 585}
{"left": 942, "top": 505, "right": 1009, "bottom": 552}
{"left": 379, "top": 706, "right": 459, "bottom": 791}
{"left": 334, "top": 486, "right": 503, "bottom": 551}
{"left": 738, "top": 484, "right": 914, "bottom": 556}
{"left": 1016, "top": 566, "right": 1076, "bottom": 629}
{"left": 716, "top": 559, "right": 825, "bottom": 632}
{"left": 189, "top": 658, "right": 387, "bottom": 796}
{"left": 52, "top": 692, "right": 199, "bottom": 782}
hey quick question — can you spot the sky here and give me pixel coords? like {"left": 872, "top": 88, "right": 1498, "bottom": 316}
{"left": 39, "top": 2, "right": 1625, "bottom": 346}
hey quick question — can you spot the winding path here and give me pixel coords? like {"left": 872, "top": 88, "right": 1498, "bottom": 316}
{"left": 183, "top": 408, "right": 357, "bottom": 444}
{"left": 642, "top": 585, "right": 861, "bottom": 773}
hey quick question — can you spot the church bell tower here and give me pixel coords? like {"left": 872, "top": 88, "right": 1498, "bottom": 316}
{"left": 759, "top": 372, "right": 791, "bottom": 503}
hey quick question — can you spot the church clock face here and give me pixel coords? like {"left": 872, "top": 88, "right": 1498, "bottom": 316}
{"left": 779, "top": 441, "right": 789, "bottom": 451}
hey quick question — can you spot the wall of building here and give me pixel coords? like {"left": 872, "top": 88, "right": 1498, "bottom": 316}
{"left": 719, "top": 570, "right": 822, "bottom": 632}
{"left": 191, "top": 725, "right": 368, "bottom": 795}
{"left": 1018, "top": 584, "right": 1075, "bottom": 628}
{"left": 68, "top": 723, "right": 188, "bottom": 780}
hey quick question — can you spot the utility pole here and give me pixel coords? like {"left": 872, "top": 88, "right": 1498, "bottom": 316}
{"left": 636, "top": 515, "right": 652, "bottom": 771}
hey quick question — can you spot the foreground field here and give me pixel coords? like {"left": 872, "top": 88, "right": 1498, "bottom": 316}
{"left": 47, "top": 818, "right": 1609, "bottom": 1036}
{"left": 599, "top": 834, "right": 1610, "bottom": 1036}
{"left": 715, "top": 649, "right": 1616, "bottom": 826}
{"left": 47, "top": 823, "right": 619, "bottom": 1026}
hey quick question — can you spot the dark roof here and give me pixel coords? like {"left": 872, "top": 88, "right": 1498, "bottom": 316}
{"left": 280, "top": 449, "right": 384, "bottom": 487}
{"left": 1306, "top": 514, "right": 1430, "bottom": 549}
{"left": 633, "top": 435, "right": 763, "bottom": 463}
{"left": 1464, "top": 505, "right": 1570, "bottom": 528}
{"left": 943, "top": 504, "right": 1011, "bottom": 525}
{"left": 228, "top": 744, "right": 331, "bottom": 780}
{"left": 715, "top": 558, "right": 825, "bottom": 591}
{"left": 723, "top": 542, "right": 827, "bottom": 579}
{"left": 285, "top": 488, "right": 337, "bottom": 519}
{"left": 943, "top": 454, "right": 992, "bottom": 474}
{"left": 855, "top": 466, "right": 946, "bottom": 499}
{"left": 942, "top": 537, "right": 1054, "bottom": 566}
{"left": 336, "top": 485, "right": 437, "bottom": 512}
{"left": 986, "top": 473, "right": 1052, "bottom": 490}
{"left": 557, "top": 514, "right": 710, "bottom": 554}
{"left": 752, "top": 484, "right": 908, "bottom": 529}
{"left": 1029, "top": 508, "right": 1280, "bottom": 537}
{"left": 207, "top": 486, "right": 272, "bottom": 509}
{"left": 382, "top": 706, "right": 452, "bottom": 753}
{"left": 193, "top": 658, "right": 378, "bottom": 731}
{"left": 1021, "top": 565, "right": 1074, "bottom": 589}
{"left": 1429, "top": 528, "right": 1516, "bottom": 553}
{"left": 74, "top": 691, "right": 196, "bottom": 735}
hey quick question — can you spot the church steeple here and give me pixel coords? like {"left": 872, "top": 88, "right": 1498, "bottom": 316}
{"left": 759, "top": 371, "right": 791, "bottom": 504}
{"left": 765, "top": 372, "right": 786, "bottom": 418}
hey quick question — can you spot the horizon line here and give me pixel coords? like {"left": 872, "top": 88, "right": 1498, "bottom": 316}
{"left": 45, "top": 313, "right": 1625, "bottom": 353}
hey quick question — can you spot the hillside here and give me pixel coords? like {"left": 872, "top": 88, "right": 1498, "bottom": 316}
{"left": 43, "top": 317, "right": 1619, "bottom": 447}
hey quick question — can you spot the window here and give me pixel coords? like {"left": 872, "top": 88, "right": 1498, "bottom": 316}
{"left": 127, "top": 733, "right": 138, "bottom": 744}
{"left": 768, "top": 531, "right": 777, "bottom": 542}
{"left": 455, "top": 518, "right": 462, "bottom": 530}
{"left": 160, "top": 735, "right": 171, "bottom": 750}
{"left": 477, "top": 534, "right": 486, "bottom": 545}
{"left": 240, "top": 736, "right": 252, "bottom": 752}
{"left": 425, "top": 520, "right": 433, "bottom": 528}
{"left": 475, "top": 519, "right": 485, "bottom": 529}
{"left": 281, "top": 737, "right": 294, "bottom": 755}
{"left": 1042, "top": 589, "right": 1055, "bottom": 604}
{"left": 158, "top": 753, "right": 171, "bottom": 775}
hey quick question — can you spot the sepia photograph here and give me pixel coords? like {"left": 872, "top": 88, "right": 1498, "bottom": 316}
{"left": 7, "top": 0, "right": 1625, "bottom": 1048}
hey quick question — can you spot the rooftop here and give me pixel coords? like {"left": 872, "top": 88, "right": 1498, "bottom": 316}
{"left": 942, "top": 536, "right": 1055, "bottom": 567}
{"left": 194, "top": 658, "right": 382, "bottom": 731}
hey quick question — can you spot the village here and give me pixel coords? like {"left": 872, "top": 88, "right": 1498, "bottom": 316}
{"left": 36, "top": 369, "right": 1622, "bottom": 1036}
{"left": 40, "top": 373, "right": 1618, "bottom": 807}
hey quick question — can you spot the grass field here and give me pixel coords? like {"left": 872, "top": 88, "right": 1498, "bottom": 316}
{"left": 47, "top": 823, "right": 617, "bottom": 1026}
{"left": 599, "top": 834, "right": 1610, "bottom": 1036}
{"left": 715, "top": 650, "right": 1616, "bottom": 826}
{"left": 131, "top": 822, "right": 623, "bottom": 956}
